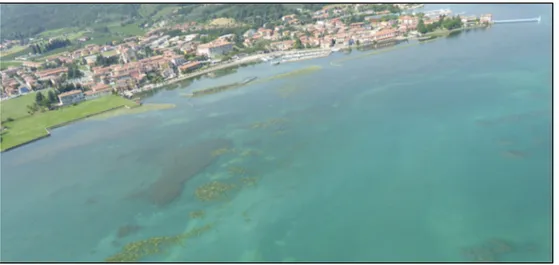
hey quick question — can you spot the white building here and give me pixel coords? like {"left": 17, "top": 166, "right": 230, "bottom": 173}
{"left": 196, "top": 40, "right": 234, "bottom": 58}
{"left": 58, "top": 90, "right": 85, "bottom": 105}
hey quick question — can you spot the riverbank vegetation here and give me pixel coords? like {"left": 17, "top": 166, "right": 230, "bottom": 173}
{"left": 0, "top": 95, "right": 137, "bottom": 151}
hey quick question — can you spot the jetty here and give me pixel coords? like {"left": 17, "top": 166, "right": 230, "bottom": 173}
{"left": 493, "top": 16, "right": 541, "bottom": 24}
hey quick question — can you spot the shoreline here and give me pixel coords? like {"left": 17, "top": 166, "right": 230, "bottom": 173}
{"left": 1, "top": 26, "right": 489, "bottom": 153}
{"left": 1, "top": 104, "right": 134, "bottom": 153}
{"left": 124, "top": 48, "right": 332, "bottom": 97}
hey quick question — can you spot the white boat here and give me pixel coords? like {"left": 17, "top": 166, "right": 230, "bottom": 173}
{"left": 271, "top": 61, "right": 280, "bottom": 65}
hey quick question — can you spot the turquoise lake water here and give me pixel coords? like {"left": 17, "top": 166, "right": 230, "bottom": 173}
{"left": 0, "top": 4, "right": 552, "bottom": 262}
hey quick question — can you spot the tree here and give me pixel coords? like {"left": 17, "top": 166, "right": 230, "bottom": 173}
{"left": 305, "top": 43, "right": 311, "bottom": 49}
{"left": 67, "top": 64, "right": 84, "bottom": 79}
{"left": 417, "top": 19, "right": 427, "bottom": 34}
{"left": 47, "top": 90, "right": 57, "bottom": 104}
{"left": 35, "top": 91, "right": 45, "bottom": 105}
{"left": 27, "top": 103, "right": 39, "bottom": 115}
{"left": 294, "top": 38, "right": 303, "bottom": 49}
{"left": 144, "top": 46, "right": 153, "bottom": 57}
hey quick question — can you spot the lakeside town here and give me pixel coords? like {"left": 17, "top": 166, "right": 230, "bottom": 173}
{"left": 0, "top": 4, "right": 494, "bottom": 106}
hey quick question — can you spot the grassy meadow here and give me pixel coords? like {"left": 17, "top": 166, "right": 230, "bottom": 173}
{"left": 0, "top": 95, "right": 137, "bottom": 151}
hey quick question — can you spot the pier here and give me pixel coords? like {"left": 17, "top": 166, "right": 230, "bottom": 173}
{"left": 493, "top": 16, "right": 541, "bottom": 24}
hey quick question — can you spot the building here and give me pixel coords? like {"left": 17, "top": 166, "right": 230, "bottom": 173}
{"left": 22, "top": 61, "right": 43, "bottom": 69}
{"left": 84, "top": 55, "right": 97, "bottom": 66}
{"left": 480, "top": 14, "right": 493, "bottom": 23}
{"left": 196, "top": 40, "right": 233, "bottom": 58}
{"left": 35, "top": 67, "right": 67, "bottom": 79}
{"left": 218, "top": 34, "right": 236, "bottom": 41}
{"left": 58, "top": 90, "right": 85, "bottom": 105}
{"left": 270, "top": 40, "right": 294, "bottom": 51}
{"left": 350, "top": 22, "right": 365, "bottom": 29}
{"left": 179, "top": 61, "right": 201, "bottom": 74}
{"left": 398, "top": 15, "right": 417, "bottom": 25}
{"left": 84, "top": 84, "right": 113, "bottom": 100}
{"left": 374, "top": 29, "right": 397, "bottom": 42}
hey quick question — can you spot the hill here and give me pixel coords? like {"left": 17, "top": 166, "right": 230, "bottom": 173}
{"left": 0, "top": 4, "right": 328, "bottom": 42}
{"left": 0, "top": 4, "right": 178, "bottom": 41}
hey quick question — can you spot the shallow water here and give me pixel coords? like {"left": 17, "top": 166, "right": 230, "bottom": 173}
{"left": 0, "top": 4, "right": 552, "bottom": 262}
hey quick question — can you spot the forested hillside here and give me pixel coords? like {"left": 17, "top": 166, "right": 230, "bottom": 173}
{"left": 0, "top": 4, "right": 175, "bottom": 41}
{"left": 0, "top": 3, "right": 327, "bottom": 41}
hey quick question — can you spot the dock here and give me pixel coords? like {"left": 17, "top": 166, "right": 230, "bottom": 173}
{"left": 493, "top": 16, "right": 541, "bottom": 24}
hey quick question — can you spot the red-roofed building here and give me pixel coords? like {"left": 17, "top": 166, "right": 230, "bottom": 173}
{"left": 179, "top": 61, "right": 202, "bottom": 74}
{"left": 374, "top": 29, "right": 397, "bottom": 42}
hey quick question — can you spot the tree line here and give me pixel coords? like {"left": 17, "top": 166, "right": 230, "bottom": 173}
{"left": 417, "top": 15, "right": 464, "bottom": 34}
{"left": 31, "top": 39, "right": 71, "bottom": 54}
{"left": 95, "top": 55, "right": 120, "bottom": 67}
{"left": 66, "top": 64, "right": 84, "bottom": 79}
{"left": 28, "top": 90, "right": 59, "bottom": 114}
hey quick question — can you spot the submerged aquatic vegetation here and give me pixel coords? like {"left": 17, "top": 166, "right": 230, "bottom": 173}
{"left": 127, "top": 139, "right": 232, "bottom": 207}
{"left": 460, "top": 238, "right": 524, "bottom": 262}
{"left": 239, "top": 149, "right": 262, "bottom": 157}
{"left": 105, "top": 224, "right": 213, "bottom": 262}
{"left": 250, "top": 118, "right": 289, "bottom": 130}
{"left": 189, "top": 210, "right": 205, "bottom": 219}
{"left": 89, "top": 104, "right": 176, "bottom": 120}
{"left": 195, "top": 181, "right": 237, "bottom": 202}
{"left": 228, "top": 166, "right": 250, "bottom": 176}
{"left": 190, "top": 83, "right": 243, "bottom": 97}
{"left": 240, "top": 176, "right": 260, "bottom": 187}
{"left": 260, "top": 65, "right": 322, "bottom": 82}
{"left": 211, "top": 148, "right": 237, "bottom": 157}
{"left": 501, "top": 149, "right": 528, "bottom": 159}
{"left": 117, "top": 224, "right": 142, "bottom": 239}
{"left": 276, "top": 84, "right": 303, "bottom": 98}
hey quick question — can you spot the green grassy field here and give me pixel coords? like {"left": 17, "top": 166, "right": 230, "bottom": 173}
{"left": 101, "top": 49, "right": 119, "bottom": 57}
{"left": 0, "top": 61, "right": 23, "bottom": 70}
{"left": 37, "top": 27, "right": 82, "bottom": 39}
{"left": 108, "top": 23, "right": 146, "bottom": 36}
{"left": 153, "top": 6, "right": 177, "bottom": 20}
{"left": 1, "top": 45, "right": 29, "bottom": 57}
{"left": 0, "top": 90, "right": 51, "bottom": 121}
{"left": 0, "top": 95, "right": 137, "bottom": 151}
